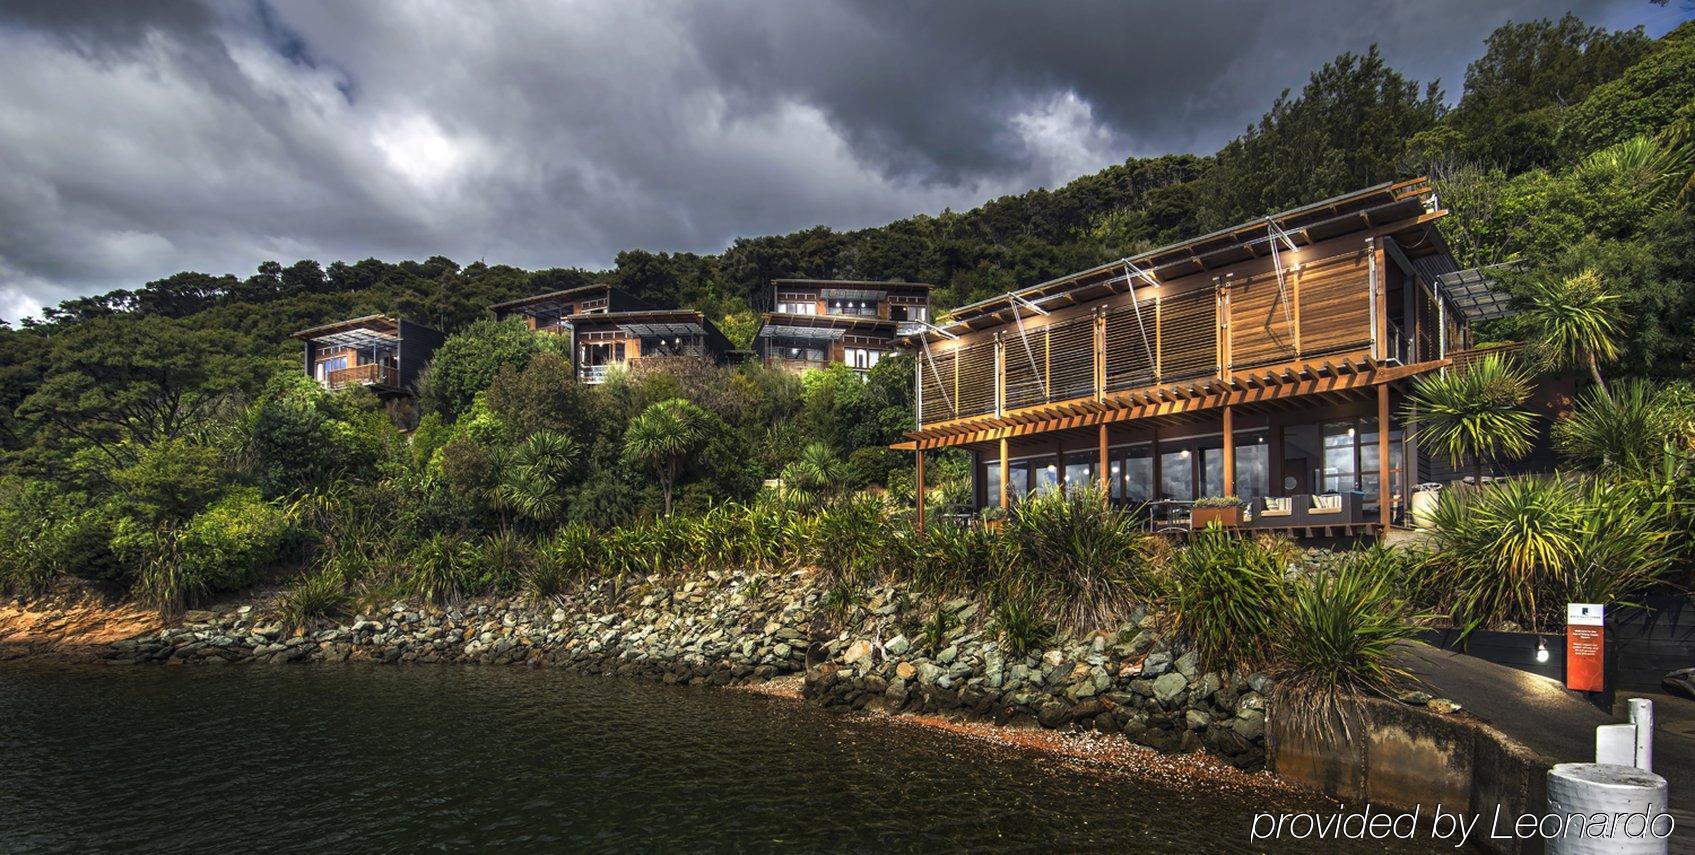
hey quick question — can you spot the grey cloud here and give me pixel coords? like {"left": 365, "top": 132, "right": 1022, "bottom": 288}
{"left": 0, "top": 0, "right": 1673, "bottom": 320}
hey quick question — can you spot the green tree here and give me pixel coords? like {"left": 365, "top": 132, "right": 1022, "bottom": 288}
{"left": 1523, "top": 269, "right": 1623, "bottom": 400}
{"left": 419, "top": 318, "right": 544, "bottom": 421}
{"left": 780, "top": 441, "right": 850, "bottom": 508}
{"left": 622, "top": 398, "right": 708, "bottom": 515}
{"left": 1196, "top": 46, "right": 1444, "bottom": 227}
{"left": 18, "top": 315, "right": 261, "bottom": 466}
{"left": 494, "top": 430, "right": 581, "bottom": 527}
{"left": 1560, "top": 21, "right": 1695, "bottom": 156}
{"left": 248, "top": 374, "right": 394, "bottom": 497}
{"left": 1403, "top": 356, "right": 1539, "bottom": 484}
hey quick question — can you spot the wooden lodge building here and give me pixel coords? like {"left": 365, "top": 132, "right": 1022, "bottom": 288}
{"left": 898, "top": 178, "right": 1497, "bottom": 537}
{"left": 565, "top": 309, "right": 735, "bottom": 384}
{"left": 754, "top": 279, "right": 932, "bottom": 376}
{"left": 292, "top": 314, "right": 445, "bottom": 397}
{"left": 489, "top": 283, "right": 659, "bottom": 334}
{"left": 492, "top": 284, "right": 734, "bottom": 384}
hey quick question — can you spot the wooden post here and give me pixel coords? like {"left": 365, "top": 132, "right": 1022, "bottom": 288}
{"left": 1054, "top": 439, "right": 1066, "bottom": 494}
{"left": 1378, "top": 383, "right": 1392, "bottom": 530}
{"left": 1098, "top": 423, "right": 1110, "bottom": 497}
{"left": 998, "top": 437, "right": 1009, "bottom": 511}
{"left": 1222, "top": 405, "right": 1236, "bottom": 498}
{"left": 915, "top": 450, "right": 926, "bottom": 532}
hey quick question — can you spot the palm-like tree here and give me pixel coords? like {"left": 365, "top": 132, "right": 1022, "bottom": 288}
{"left": 780, "top": 441, "right": 850, "bottom": 509}
{"left": 1522, "top": 269, "right": 1623, "bottom": 401}
{"left": 622, "top": 398, "right": 707, "bottom": 515}
{"left": 495, "top": 430, "right": 580, "bottom": 526}
{"left": 1403, "top": 355, "right": 1538, "bottom": 485}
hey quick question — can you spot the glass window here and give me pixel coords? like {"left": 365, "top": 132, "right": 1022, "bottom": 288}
{"left": 1321, "top": 421, "right": 1359, "bottom": 492}
{"left": 984, "top": 462, "right": 1001, "bottom": 508}
{"left": 1008, "top": 462, "right": 1030, "bottom": 503}
{"left": 1235, "top": 438, "right": 1270, "bottom": 503}
{"left": 1201, "top": 447, "right": 1226, "bottom": 497}
{"left": 1160, "top": 448, "right": 1194, "bottom": 501}
{"left": 845, "top": 348, "right": 882, "bottom": 371}
{"left": 1123, "top": 448, "right": 1153, "bottom": 503}
{"left": 1064, "top": 453, "right": 1093, "bottom": 496}
{"left": 1034, "top": 459, "right": 1060, "bottom": 496}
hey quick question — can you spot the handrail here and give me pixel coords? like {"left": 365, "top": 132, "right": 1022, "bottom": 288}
{"left": 324, "top": 362, "right": 398, "bottom": 390}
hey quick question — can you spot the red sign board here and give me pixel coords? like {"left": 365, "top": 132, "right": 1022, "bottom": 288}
{"left": 1566, "top": 603, "right": 1605, "bottom": 693}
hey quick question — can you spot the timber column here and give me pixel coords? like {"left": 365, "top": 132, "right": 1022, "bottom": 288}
{"left": 1222, "top": 405, "right": 1236, "bottom": 498}
{"left": 916, "top": 450, "right": 926, "bottom": 532}
{"left": 1098, "top": 424, "right": 1110, "bottom": 496}
{"left": 999, "top": 437, "right": 1010, "bottom": 510}
{"left": 1378, "top": 383, "right": 1392, "bottom": 529}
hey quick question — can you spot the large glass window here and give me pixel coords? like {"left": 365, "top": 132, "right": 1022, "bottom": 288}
{"left": 1034, "top": 459, "right": 1060, "bottom": 496}
{"left": 1064, "top": 453, "right": 1094, "bottom": 496}
{"left": 1160, "top": 448, "right": 1194, "bottom": 501}
{"left": 1201, "top": 447, "right": 1226, "bottom": 497}
{"left": 1123, "top": 447, "right": 1154, "bottom": 503}
{"left": 1235, "top": 437, "right": 1270, "bottom": 503}
{"left": 845, "top": 347, "right": 882, "bottom": 372}
{"left": 1321, "top": 421, "right": 1359, "bottom": 492}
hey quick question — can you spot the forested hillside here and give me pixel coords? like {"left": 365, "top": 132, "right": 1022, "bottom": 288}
{"left": 2, "top": 15, "right": 1693, "bottom": 612}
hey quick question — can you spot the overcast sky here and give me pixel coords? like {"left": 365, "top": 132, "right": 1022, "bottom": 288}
{"left": 0, "top": 1, "right": 1684, "bottom": 321}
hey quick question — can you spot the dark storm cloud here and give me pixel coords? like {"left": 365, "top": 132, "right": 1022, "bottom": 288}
{"left": 0, "top": 0, "right": 1676, "bottom": 321}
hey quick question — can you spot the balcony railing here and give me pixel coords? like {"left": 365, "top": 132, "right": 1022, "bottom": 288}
{"left": 579, "top": 364, "right": 611, "bottom": 384}
{"left": 324, "top": 362, "right": 398, "bottom": 391}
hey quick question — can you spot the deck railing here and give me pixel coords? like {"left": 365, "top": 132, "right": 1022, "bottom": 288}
{"left": 325, "top": 362, "right": 398, "bottom": 391}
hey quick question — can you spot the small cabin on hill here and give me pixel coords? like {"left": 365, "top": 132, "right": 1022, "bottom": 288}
{"left": 292, "top": 315, "right": 444, "bottom": 396}
{"left": 753, "top": 279, "right": 932, "bottom": 376}
{"left": 490, "top": 284, "right": 659, "bottom": 334}
{"left": 569, "top": 309, "right": 734, "bottom": 384}
{"left": 896, "top": 178, "right": 1514, "bottom": 538}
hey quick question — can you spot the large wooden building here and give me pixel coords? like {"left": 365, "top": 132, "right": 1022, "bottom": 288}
{"left": 567, "top": 309, "right": 735, "bottom": 384}
{"left": 899, "top": 178, "right": 1492, "bottom": 537}
{"left": 292, "top": 314, "right": 444, "bottom": 397}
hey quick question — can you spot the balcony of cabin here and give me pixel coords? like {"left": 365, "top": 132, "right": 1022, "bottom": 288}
{"left": 291, "top": 315, "right": 438, "bottom": 396}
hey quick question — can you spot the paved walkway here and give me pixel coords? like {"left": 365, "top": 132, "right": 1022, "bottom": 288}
{"left": 1396, "top": 642, "right": 1695, "bottom": 849}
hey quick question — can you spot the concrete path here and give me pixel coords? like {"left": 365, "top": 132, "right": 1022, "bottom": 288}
{"left": 1396, "top": 642, "right": 1695, "bottom": 849}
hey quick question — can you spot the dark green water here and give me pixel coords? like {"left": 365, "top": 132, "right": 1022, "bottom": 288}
{"left": 0, "top": 663, "right": 1426, "bottom": 853}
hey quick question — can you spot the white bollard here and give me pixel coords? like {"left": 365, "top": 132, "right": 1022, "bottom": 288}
{"left": 1597, "top": 724, "right": 1636, "bottom": 766}
{"left": 1629, "top": 698, "right": 1654, "bottom": 773}
{"left": 1546, "top": 763, "right": 1671, "bottom": 854}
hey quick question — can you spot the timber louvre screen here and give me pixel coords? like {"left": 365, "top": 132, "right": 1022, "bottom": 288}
{"left": 1296, "top": 253, "right": 1372, "bottom": 356}
{"left": 954, "top": 341, "right": 996, "bottom": 419}
{"left": 1045, "top": 317, "right": 1095, "bottom": 403}
{"left": 1158, "top": 289, "right": 1217, "bottom": 380}
{"left": 1104, "top": 303, "right": 1156, "bottom": 391}
{"left": 918, "top": 347, "right": 957, "bottom": 422}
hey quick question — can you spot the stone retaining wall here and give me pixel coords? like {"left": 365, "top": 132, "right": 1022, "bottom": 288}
{"left": 96, "top": 570, "right": 1269, "bottom": 769}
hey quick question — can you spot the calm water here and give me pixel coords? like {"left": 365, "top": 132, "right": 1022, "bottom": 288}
{"left": 1, "top": 663, "right": 1425, "bottom": 853}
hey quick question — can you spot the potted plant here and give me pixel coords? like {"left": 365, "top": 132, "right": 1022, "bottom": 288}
{"left": 1191, "top": 495, "right": 1243, "bottom": 528}
{"left": 979, "top": 505, "right": 1008, "bottom": 531}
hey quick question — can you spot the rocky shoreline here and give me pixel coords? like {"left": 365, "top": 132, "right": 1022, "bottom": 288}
{"left": 40, "top": 569, "right": 1269, "bottom": 771}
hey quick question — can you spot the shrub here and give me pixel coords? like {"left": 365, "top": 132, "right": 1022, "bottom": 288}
{"left": 176, "top": 489, "right": 295, "bottom": 593}
{"left": 908, "top": 522, "right": 1003, "bottom": 596}
{"left": 1421, "top": 475, "right": 1671, "bottom": 631}
{"left": 990, "top": 593, "right": 1055, "bottom": 657}
{"left": 1274, "top": 549, "right": 1421, "bottom": 700}
{"left": 420, "top": 318, "right": 545, "bottom": 421}
{"left": 1003, "top": 491, "right": 1153, "bottom": 632}
{"left": 475, "top": 530, "right": 536, "bottom": 594}
{"left": 530, "top": 522, "right": 601, "bottom": 598}
{"left": 42, "top": 510, "right": 126, "bottom": 584}
{"left": 807, "top": 494, "right": 895, "bottom": 586}
{"left": 1165, "top": 527, "right": 1290, "bottom": 669}
{"left": 402, "top": 533, "right": 480, "bottom": 606}
{"left": 276, "top": 568, "right": 352, "bottom": 630}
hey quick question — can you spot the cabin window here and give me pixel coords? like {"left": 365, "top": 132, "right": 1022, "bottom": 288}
{"left": 1236, "top": 434, "right": 1270, "bottom": 503}
{"left": 1034, "top": 460, "right": 1060, "bottom": 496}
{"left": 845, "top": 347, "right": 882, "bottom": 372}
{"left": 1122, "top": 446, "right": 1153, "bottom": 503}
{"left": 1321, "top": 421, "right": 1360, "bottom": 492}
{"left": 778, "top": 301, "right": 817, "bottom": 315}
{"left": 315, "top": 355, "right": 347, "bottom": 380}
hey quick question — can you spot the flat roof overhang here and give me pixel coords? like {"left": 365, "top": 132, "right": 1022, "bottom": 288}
{"left": 291, "top": 314, "right": 401, "bottom": 347}
{"left": 490, "top": 284, "right": 610, "bottom": 315}
{"left": 897, "top": 357, "right": 1445, "bottom": 451}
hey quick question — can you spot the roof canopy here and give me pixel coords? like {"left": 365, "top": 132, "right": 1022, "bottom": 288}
{"left": 820, "top": 287, "right": 887, "bottom": 301}
{"left": 489, "top": 284, "right": 608, "bottom": 315}
{"left": 762, "top": 324, "right": 846, "bottom": 341}
{"left": 1436, "top": 265, "right": 1518, "bottom": 323}
{"left": 620, "top": 321, "right": 705, "bottom": 338}
{"left": 292, "top": 314, "right": 400, "bottom": 346}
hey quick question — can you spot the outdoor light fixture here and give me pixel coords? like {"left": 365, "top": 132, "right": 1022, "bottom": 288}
{"left": 1536, "top": 639, "right": 1550, "bottom": 663}
{"left": 1347, "top": 426, "right": 1357, "bottom": 438}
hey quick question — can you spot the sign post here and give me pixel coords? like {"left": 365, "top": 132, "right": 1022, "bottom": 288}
{"left": 1566, "top": 603, "right": 1605, "bottom": 694}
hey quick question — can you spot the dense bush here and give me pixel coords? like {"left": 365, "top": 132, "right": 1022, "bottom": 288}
{"left": 1274, "top": 548, "right": 1421, "bottom": 699}
{"left": 1164, "top": 528, "right": 1291, "bottom": 669}
{"left": 1002, "top": 491, "right": 1152, "bottom": 632}
{"left": 176, "top": 489, "right": 296, "bottom": 593}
